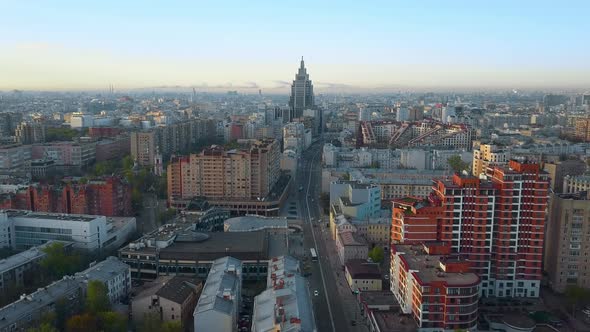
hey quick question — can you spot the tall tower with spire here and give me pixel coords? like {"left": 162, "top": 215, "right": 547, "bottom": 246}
{"left": 288, "top": 57, "right": 315, "bottom": 121}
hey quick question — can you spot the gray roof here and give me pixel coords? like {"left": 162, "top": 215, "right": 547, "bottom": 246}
{"left": 156, "top": 276, "right": 201, "bottom": 305}
{"left": 0, "top": 241, "right": 72, "bottom": 274}
{"left": 194, "top": 257, "right": 242, "bottom": 318}
{"left": 0, "top": 277, "right": 82, "bottom": 330}
{"left": 224, "top": 215, "right": 288, "bottom": 232}
{"left": 75, "top": 256, "right": 129, "bottom": 284}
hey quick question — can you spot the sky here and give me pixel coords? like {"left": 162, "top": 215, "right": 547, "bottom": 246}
{"left": 1, "top": 0, "right": 590, "bottom": 92}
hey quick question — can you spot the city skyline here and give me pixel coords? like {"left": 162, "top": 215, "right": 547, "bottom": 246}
{"left": 1, "top": 1, "right": 590, "bottom": 91}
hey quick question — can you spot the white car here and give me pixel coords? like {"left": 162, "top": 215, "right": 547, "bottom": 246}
{"left": 314, "top": 290, "right": 319, "bottom": 296}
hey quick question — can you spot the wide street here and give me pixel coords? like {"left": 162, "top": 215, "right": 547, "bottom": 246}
{"left": 296, "top": 138, "right": 368, "bottom": 332}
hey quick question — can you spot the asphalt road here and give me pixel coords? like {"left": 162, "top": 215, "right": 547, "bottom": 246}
{"left": 298, "top": 139, "right": 351, "bottom": 332}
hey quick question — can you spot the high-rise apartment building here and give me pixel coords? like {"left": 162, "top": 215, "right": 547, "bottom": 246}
{"left": 289, "top": 57, "right": 314, "bottom": 121}
{"left": 131, "top": 131, "right": 156, "bottom": 166}
{"left": 167, "top": 139, "right": 281, "bottom": 209}
{"left": 472, "top": 143, "right": 511, "bottom": 177}
{"left": 574, "top": 117, "right": 590, "bottom": 142}
{"left": 545, "top": 192, "right": 590, "bottom": 293}
{"left": 392, "top": 160, "right": 549, "bottom": 298}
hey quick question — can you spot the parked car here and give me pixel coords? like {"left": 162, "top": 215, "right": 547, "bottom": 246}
{"left": 313, "top": 290, "right": 319, "bottom": 296}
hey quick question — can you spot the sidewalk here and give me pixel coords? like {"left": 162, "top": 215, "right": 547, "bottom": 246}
{"left": 317, "top": 205, "right": 369, "bottom": 332}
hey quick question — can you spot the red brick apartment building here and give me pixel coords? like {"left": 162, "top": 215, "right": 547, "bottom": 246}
{"left": 392, "top": 160, "right": 549, "bottom": 299}
{"left": 390, "top": 243, "right": 480, "bottom": 331}
{"left": 0, "top": 176, "right": 132, "bottom": 216}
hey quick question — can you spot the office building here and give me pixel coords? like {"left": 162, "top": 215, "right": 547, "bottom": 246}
{"left": 288, "top": 57, "right": 314, "bottom": 121}
{"left": 119, "top": 226, "right": 286, "bottom": 281}
{"left": 392, "top": 161, "right": 549, "bottom": 298}
{"left": 390, "top": 243, "right": 480, "bottom": 332}
{"left": 31, "top": 141, "right": 96, "bottom": 172}
{"left": 330, "top": 180, "right": 381, "bottom": 220}
{"left": 0, "top": 210, "right": 136, "bottom": 252}
{"left": 252, "top": 256, "right": 315, "bottom": 332}
{"left": 132, "top": 276, "right": 202, "bottom": 329}
{"left": 14, "top": 122, "right": 45, "bottom": 145}
{"left": 472, "top": 143, "right": 511, "bottom": 177}
{"left": 131, "top": 131, "right": 156, "bottom": 167}
{"left": 193, "top": 257, "right": 242, "bottom": 332}
{"left": 545, "top": 192, "right": 590, "bottom": 292}
{"left": 0, "top": 144, "right": 31, "bottom": 179}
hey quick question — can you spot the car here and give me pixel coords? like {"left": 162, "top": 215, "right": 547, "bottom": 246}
{"left": 384, "top": 274, "right": 390, "bottom": 280}
{"left": 299, "top": 186, "right": 304, "bottom": 191}
{"left": 313, "top": 290, "right": 319, "bottom": 296}
{"left": 351, "top": 320, "right": 356, "bottom": 326}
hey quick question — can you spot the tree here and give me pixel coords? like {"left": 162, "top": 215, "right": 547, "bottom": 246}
{"left": 368, "top": 246, "right": 385, "bottom": 264}
{"left": 40, "top": 242, "right": 83, "bottom": 280}
{"left": 447, "top": 155, "right": 470, "bottom": 173}
{"left": 565, "top": 285, "right": 590, "bottom": 315}
{"left": 86, "top": 280, "right": 110, "bottom": 314}
{"left": 138, "top": 313, "right": 164, "bottom": 332}
{"left": 26, "top": 323, "right": 59, "bottom": 332}
{"left": 161, "top": 321, "right": 183, "bottom": 332}
{"left": 66, "top": 313, "right": 98, "bottom": 332}
{"left": 341, "top": 172, "right": 351, "bottom": 181}
{"left": 98, "top": 311, "right": 127, "bottom": 332}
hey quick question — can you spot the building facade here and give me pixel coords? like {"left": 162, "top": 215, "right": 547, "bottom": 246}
{"left": 471, "top": 143, "right": 511, "bottom": 177}
{"left": 545, "top": 192, "right": 590, "bottom": 292}
{"left": 392, "top": 161, "right": 549, "bottom": 298}
{"left": 167, "top": 139, "right": 281, "bottom": 208}
{"left": 131, "top": 131, "right": 156, "bottom": 167}
{"left": 288, "top": 57, "right": 314, "bottom": 122}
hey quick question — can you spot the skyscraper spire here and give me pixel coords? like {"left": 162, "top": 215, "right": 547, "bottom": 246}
{"left": 300, "top": 56, "right": 304, "bottom": 69}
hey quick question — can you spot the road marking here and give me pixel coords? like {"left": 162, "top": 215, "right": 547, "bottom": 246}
{"left": 305, "top": 143, "right": 336, "bottom": 332}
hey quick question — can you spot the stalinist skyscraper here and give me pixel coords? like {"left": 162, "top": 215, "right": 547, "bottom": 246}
{"left": 288, "top": 57, "right": 315, "bottom": 122}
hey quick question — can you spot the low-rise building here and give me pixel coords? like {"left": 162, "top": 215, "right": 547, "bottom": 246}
{"left": 0, "top": 210, "right": 136, "bottom": 252}
{"left": 563, "top": 175, "right": 590, "bottom": 194}
{"left": 0, "top": 256, "right": 130, "bottom": 332}
{"left": 0, "top": 144, "right": 31, "bottom": 179}
{"left": 77, "top": 256, "right": 131, "bottom": 304}
{"left": 131, "top": 276, "right": 202, "bottom": 329}
{"left": 344, "top": 259, "right": 382, "bottom": 292}
{"left": 252, "top": 256, "right": 315, "bottom": 332}
{"left": 193, "top": 257, "right": 242, "bottom": 332}
{"left": 336, "top": 230, "right": 368, "bottom": 265}
{"left": 0, "top": 241, "right": 72, "bottom": 294}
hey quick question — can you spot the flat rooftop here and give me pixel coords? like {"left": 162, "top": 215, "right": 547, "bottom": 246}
{"left": 158, "top": 231, "right": 269, "bottom": 261}
{"left": 346, "top": 260, "right": 381, "bottom": 279}
{"left": 224, "top": 215, "right": 288, "bottom": 232}
{"left": 373, "top": 311, "right": 417, "bottom": 332}
{"left": 396, "top": 244, "right": 479, "bottom": 286}
{"left": 5, "top": 210, "right": 99, "bottom": 222}
{"left": 359, "top": 291, "right": 398, "bottom": 307}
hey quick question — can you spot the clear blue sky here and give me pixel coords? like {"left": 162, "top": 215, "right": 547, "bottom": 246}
{"left": 1, "top": 0, "right": 589, "bottom": 90}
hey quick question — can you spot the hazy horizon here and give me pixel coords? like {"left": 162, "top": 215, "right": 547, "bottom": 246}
{"left": 2, "top": 1, "right": 590, "bottom": 91}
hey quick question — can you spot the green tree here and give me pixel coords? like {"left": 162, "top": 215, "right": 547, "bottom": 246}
{"left": 26, "top": 323, "right": 59, "bottom": 332}
{"left": 565, "top": 285, "right": 590, "bottom": 315}
{"left": 341, "top": 172, "right": 351, "bottom": 181}
{"left": 40, "top": 242, "right": 82, "bottom": 280}
{"left": 161, "top": 321, "right": 183, "bottom": 332}
{"left": 98, "top": 311, "right": 127, "bottom": 332}
{"left": 368, "top": 246, "right": 385, "bottom": 264}
{"left": 122, "top": 155, "right": 134, "bottom": 171}
{"left": 138, "top": 313, "right": 163, "bottom": 332}
{"left": 85, "top": 281, "right": 110, "bottom": 314}
{"left": 447, "top": 155, "right": 470, "bottom": 173}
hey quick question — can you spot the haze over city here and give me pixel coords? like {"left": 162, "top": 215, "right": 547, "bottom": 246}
{"left": 2, "top": 0, "right": 590, "bottom": 91}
